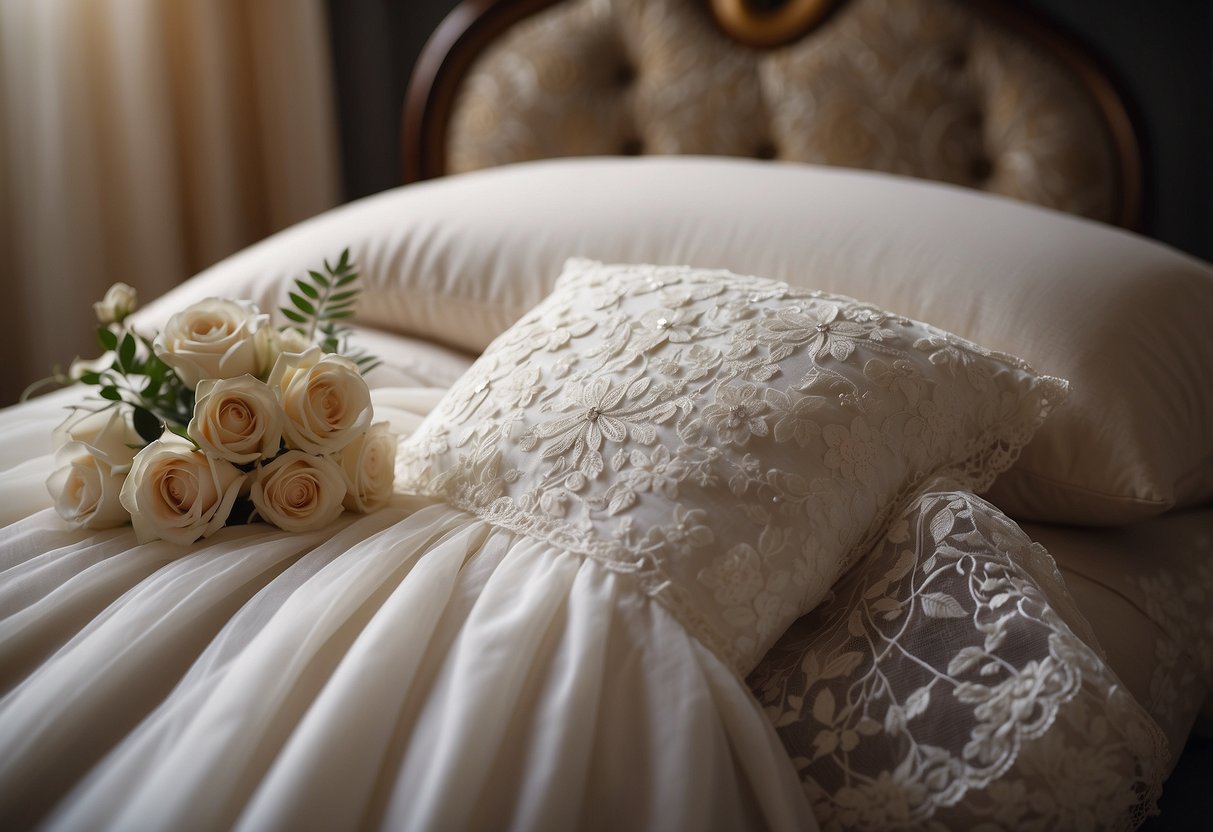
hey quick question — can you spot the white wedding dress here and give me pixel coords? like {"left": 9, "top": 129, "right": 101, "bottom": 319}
{"left": 0, "top": 385, "right": 815, "bottom": 831}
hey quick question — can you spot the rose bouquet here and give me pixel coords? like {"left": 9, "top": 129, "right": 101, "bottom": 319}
{"left": 42, "top": 250, "right": 399, "bottom": 544}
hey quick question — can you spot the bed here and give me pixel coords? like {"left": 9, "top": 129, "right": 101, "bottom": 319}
{"left": 1, "top": 0, "right": 1211, "bottom": 829}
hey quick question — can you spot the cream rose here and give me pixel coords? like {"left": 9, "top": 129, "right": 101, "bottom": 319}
{"left": 52, "top": 406, "right": 125, "bottom": 450}
{"left": 189, "top": 375, "right": 284, "bottom": 464}
{"left": 339, "top": 422, "right": 397, "bottom": 512}
{"left": 154, "top": 298, "right": 266, "bottom": 389}
{"left": 250, "top": 450, "right": 347, "bottom": 532}
{"left": 254, "top": 326, "right": 312, "bottom": 378}
{"left": 93, "top": 282, "right": 137, "bottom": 324}
{"left": 119, "top": 434, "right": 245, "bottom": 545}
{"left": 269, "top": 347, "right": 372, "bottom": 455}
{"left": 46, "top": 409, "right": 141, "bottom": 530}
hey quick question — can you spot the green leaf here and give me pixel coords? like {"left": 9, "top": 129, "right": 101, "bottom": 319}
{"left": 132, "top": 406, "right": 161, "bottom": 444}
{"left": 118, "top": 333, "right": 137, "bottom": 371}
{"left": 145, "top": 359, "right": 165, "bottom": 381}
{"left": 79, "top": 370, "right": 102, "bottom": 385}
{"left": 308, "top": 269, "right": 330, "bottom": 289}
{"left": 327, "top": 289, "right": 359, "bottom": 303}
{"left": 97, "top": 327, "right": 118, "bottom": 352}
{"left": 288, "top": 292, "right": 316, "bottom": 315}
{"left": 294, "top": 278, "right": 320, "bottom": 299}
{"left": 336, "top": 247, "right": 350, "bottom": 271}
{"left": 335, "top": 272, "right": 359, "bottom": 287}
{"left": 326, "top": 309, "right": 355, "bottom": 320}
{"left": 281, "top": 307, "right": 307, "bottom": 324}
{"left": 99, "top": 386, "right": 121, "bottom": 401}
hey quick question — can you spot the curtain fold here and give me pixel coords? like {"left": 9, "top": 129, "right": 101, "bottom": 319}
{"left": 0, "top": 0, "right": 341, "bottom": 404}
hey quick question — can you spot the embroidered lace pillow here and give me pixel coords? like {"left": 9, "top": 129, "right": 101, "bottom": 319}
{"left": 399, "top": 260, "right": 1067, "bottom": 673}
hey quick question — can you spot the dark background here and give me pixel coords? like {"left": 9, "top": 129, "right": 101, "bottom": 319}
{"left": 324, "top": 0, "right": 1213, "bottom": 260}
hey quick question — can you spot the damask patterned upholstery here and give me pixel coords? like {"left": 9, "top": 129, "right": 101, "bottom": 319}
{"left": 445, "top": 0, "right": 1122, "bottom": 223}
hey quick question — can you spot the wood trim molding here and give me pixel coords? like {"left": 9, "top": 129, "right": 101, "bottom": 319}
{"left": 403, "top": 0, "right": 565, "bottom": 183}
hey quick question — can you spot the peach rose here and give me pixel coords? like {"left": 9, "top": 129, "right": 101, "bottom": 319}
{"left": 339, "top": 422, "right": 397, "bottom": 512}
{"left": 119, "top": 433, "right": 245, "bottom": 544}
{"left": 268, "top": 347, "right": 372, "bottom": 455}
{"left": 46, "top": 409, "right": 141, "bottom": 530}
{"left": 189, "top": 375, "right": 284, "bottom": 464}
{"left": 250, "top": 450, "right": 347, "bottom": 532}
{"left": 154, "top": 298, "right": 266, "bottom": 388}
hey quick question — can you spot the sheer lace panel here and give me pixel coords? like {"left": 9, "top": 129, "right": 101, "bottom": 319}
{"left": 400, "top": 260, "right": 1065, "bottom": 673}
{"left": 749, "top": 489, "right": 1167, "bottom": 831}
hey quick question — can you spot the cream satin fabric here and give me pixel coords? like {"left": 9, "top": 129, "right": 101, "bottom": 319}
{"left": 0, "top": 0, "right": 340, "bottom": 405}
{"left": 0, "top": 384, "right": 815, "bottom": 831}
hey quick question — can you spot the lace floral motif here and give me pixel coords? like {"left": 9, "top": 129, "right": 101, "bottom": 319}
{"left": 400, "top": 260, "right": 1065, "bottom": 673}
{"left": 748, "top": 490, "right": 1166, "bottom": 831}
{"left": 1136, "top": 531, "right": 1213, "bottom": 750}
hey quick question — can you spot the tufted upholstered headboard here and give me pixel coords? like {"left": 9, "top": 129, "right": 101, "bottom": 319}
{"left": 404, "top": 0, "right": 1143, "bottom": 228}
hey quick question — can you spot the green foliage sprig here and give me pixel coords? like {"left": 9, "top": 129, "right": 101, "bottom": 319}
{"left": 83, "top": 327, "right": 194, "bottom": 445}
{"left": 281, "top": 248, "right": 380, "bottom": 374}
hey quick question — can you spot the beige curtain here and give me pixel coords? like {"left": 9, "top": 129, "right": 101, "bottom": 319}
{"left": 0, "top": 0, "right": 341, "bottom": 404}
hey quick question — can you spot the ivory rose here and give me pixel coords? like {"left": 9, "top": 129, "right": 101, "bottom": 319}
{"left": 269, "top": 347, "right": 372, "bottom": 455}
{"left": 154, "top": 298, "right": 266, "bottom": 388}
{"left": 189, "top": 376, "right": 284, "bottom": 464}
{"left": 52, "top": 407, "right": 127, "bottom": 450}
{"left": 339, "top": 422, "right": 397, "bottom": 512}
{"left": 119, "top": 434, "right": 245, "bottom": 545}
{"left": 250, "top": 450, "right": 347, "bottom": 532}
{"left": 254, "top": 326, "right": 312, "bottom": 378}
{"left": 46, "top": 409, "right": 141, "bottom": 530}
{"left": 93, "top": 282, "right": 138, "bottom": 324}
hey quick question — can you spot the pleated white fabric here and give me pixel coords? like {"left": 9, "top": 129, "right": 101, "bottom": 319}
{"left": 0, "top": 388, "right": 815, "bottom": 831}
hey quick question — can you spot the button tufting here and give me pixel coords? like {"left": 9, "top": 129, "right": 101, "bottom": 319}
{"left": 613, "top": 63, "right": 636, "bottom": 88}
{"left": 944, "top": 47, "right": 968, "bottom": 71}
{"left": 970, "top": 155, "right": 994, "bottom": 182}
{"left": 621, "top": 138, "right": 644, "bottom": 156}
{"left": 754, "top": 141, "right": 778, "bottom": 160}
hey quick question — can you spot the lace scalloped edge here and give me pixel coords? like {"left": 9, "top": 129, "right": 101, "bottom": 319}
{"left": 833, "top": 373, "right": 1070, "bottom": 582}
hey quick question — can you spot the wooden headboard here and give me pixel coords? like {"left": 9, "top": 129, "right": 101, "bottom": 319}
{"left": 403, "top": 0, "right": 1143, "bottom": 228}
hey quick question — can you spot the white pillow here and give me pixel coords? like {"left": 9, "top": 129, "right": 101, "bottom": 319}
{"left": 398, "top": 259, "right": 1063, "bottom": 672}
{"left": 131, "top": 157, "right": 1213, "bottom": 525}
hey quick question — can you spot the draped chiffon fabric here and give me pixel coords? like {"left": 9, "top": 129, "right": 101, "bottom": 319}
{"left": 0, "top": 387, "right": 815, "bottom": 831}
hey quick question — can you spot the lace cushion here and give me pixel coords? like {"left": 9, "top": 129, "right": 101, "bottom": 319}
{"left": 749, "top": 488, "right": 1166, "bottom": 831}
{"left": 399, "top": 259, "right": 1066, "bottom": 673}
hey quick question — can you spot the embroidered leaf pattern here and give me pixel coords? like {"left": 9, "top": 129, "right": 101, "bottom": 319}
{"left": 746, "top": 489, "right": 1165, "bottom": 830}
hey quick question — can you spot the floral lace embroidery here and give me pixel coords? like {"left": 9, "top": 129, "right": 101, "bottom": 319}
{"left": 400, "top": 260, "right": 1066, "bottom": 673}
{"left": 748, "top": 490, "right": 1166, "bottom": 831}
{"left": 1135, "top": 531, "right": 1213, "bottom": 752}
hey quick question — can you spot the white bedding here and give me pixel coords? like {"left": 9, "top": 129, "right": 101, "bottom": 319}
{"left": 6, "top": 340, "right": 1210, "bottom": 829}
{"left": 4, "top": 159, "right": 1211, "bottom": 830}
{"left": 0, "top": 327, "right": 1191, "bottom": 832}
